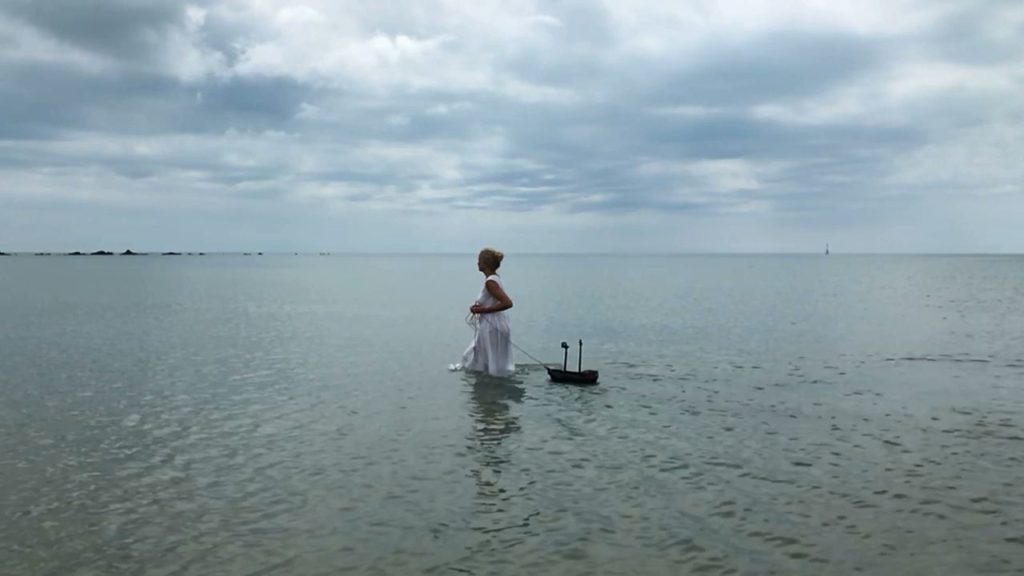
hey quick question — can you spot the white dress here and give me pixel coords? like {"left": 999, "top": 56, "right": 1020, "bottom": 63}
{"left": 462, "top": 274, "right": 515, "bottom": 377}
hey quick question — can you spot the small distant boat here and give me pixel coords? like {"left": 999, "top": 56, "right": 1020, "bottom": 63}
{"left": 546, "top": 340, "right": 599, "bottom": 385}
{"left": 825, "top": 243, "right": 830, "bottom": 255}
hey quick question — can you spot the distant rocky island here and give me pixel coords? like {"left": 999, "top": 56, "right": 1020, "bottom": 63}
{"left": 62, "top": 250, "right": 195, "bottom": 255}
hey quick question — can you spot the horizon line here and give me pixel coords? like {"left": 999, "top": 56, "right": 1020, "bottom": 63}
{"left": 2, "top": 250, "right": 1022, "bottom": 257}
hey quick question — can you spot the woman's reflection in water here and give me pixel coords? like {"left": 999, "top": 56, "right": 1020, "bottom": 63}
{"left": 464, "top": 372, "right": 524, "bottom": 504}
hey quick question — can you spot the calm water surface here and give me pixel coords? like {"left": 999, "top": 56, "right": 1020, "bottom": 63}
{"left": 1, "top": 254, "right": 1023, "bottom": 575}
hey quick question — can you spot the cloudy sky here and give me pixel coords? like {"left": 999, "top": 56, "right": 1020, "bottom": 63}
{"left": 1, "top": 0, "right": 1022, "bottom": 253}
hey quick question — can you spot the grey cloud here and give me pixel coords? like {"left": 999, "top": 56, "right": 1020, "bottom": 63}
{"left": 0, "top": 60, "right": 190, "bottom": 138}
{"left": 200, "top": 77, "right": 310, "bottom": 125}
{"left": 0, "top": 57, "right": 315, "bottom": 140}
{"left": 636, "top": 31, "right": 885, "bottom": 108}
{"left": 1, "top": 0, "right": 197, "bottom": 62}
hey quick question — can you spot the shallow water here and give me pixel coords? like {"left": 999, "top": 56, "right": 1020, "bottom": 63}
{"left": 1, "top": 254, "right": 1022, "bottom": 574}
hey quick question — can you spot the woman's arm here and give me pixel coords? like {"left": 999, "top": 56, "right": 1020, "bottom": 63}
{"left": 471, "top": 279, "right": 513, "bottom": 314}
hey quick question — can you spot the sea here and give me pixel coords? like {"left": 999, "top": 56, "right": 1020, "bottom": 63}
{"left": 1, "top": 254, "right": 1022, "bottom": 575}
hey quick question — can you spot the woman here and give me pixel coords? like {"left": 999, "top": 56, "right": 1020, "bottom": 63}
{"left": 462, "top": 248, "right": 515, "bottom": 377}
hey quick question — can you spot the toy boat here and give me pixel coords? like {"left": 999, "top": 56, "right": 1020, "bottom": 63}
{"left": 546, "top": 340, "right": 599, "bottom": 385}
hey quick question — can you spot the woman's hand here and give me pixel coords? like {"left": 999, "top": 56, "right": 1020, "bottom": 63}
{"left": 470, "top": 303, "right": 485, "bottom": 314}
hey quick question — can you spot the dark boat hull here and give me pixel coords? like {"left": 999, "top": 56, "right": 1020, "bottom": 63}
{"left": 546, "top": 368, "right": 599, "bottom": 385}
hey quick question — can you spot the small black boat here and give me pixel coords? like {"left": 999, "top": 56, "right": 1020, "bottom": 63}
{"left": 547, "top": 340, "right": 599, "bottom": 385}
{"left": 546, "top": 367, "right": 599, "bottom": 385}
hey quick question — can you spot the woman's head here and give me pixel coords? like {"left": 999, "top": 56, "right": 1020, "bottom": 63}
{"left": 478, "top": 247, "right": 504, "bottom": 272}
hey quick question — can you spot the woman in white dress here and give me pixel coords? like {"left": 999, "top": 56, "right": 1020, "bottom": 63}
{"left": 462, "top": 248, "right": 515, "bottom": 377}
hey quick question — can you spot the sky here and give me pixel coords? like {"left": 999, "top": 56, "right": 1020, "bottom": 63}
{"left": 1, "top": 0, "right": 1022, "bottom": 253}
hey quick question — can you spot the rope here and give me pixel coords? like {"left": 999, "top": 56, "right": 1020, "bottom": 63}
{"left": 510, "top": 341, "right": 550, "bottom": 367}
{"left": 465, "top": 313, "right": 551, "bottom": 368}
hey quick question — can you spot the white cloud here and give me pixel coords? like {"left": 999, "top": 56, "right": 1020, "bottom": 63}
{"left": 211, "top": 0, "right": 574, "bottom": 101}
{"left": 886, "top": 60, "right": 1024, "bottom": 102}
{"left": 650, "top": 105, "right": 727, "bottom": 118}
{"left": 639, "top": 159, "right": 771, "bottom": 193}
{"left": 886, "top": 122, "right": 1024, "bottom": 196}
{"left": 600, "top": 0, "right": 947, "bottom": 60}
